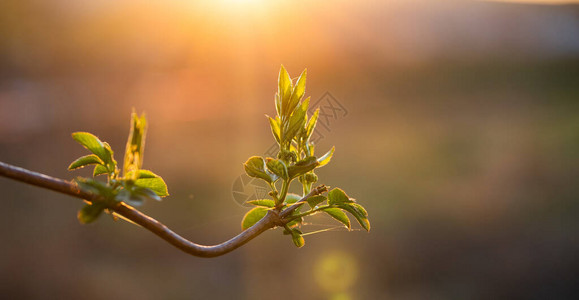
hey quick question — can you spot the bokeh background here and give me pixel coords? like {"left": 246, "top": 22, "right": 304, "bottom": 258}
{"left": 1, "top": 0, "right": 579, "bottom": 299}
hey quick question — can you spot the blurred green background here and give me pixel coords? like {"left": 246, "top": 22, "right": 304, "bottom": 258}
{"left": 1, "top": 0, "right": 579, "bottom": 299}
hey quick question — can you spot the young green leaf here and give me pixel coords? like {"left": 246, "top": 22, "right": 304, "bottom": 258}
{"left": 125, "top": 169, "right": 160, "bottom": 180}
{"left": 266, "top": 158, "right": 288, "bottom": 180}
{"left": 78, "top": 202, "right": 106, "bottom": 224}
{"left": 322, "top": 208, "right": 351, "bottom": 230}
{"left": 287, "top": 156, "right": 319, "bottom": 178}
{"left": 289, "top": 69, "right": 307, "bottom": 115}
{"left": 267, "top": 116, "right": 281, "bottom": 144}
{"left": 284, "top": 193, "right": 302, "bottom": 204}
{"left": 306, "top": 142, "right": 315, "bottom": 157}
{"left": 123, "top": 112, "right": 147, "bottom": 177}
{"left": 305, "top": 108, "right": 319, "bottom": 140}
{"left": 349, "top": 203, "right": 368, "bottom": 217}
{"left": 278, "top": 65, "right": 292, "bottom": 117}
{"left": 241, "top": 207, "right": 269, "bottom": 230}
{"left": 102, "top": 142, "right": 117, "bottom": 171}
{"left": 93, "top": 164, "right": 109, "bottom": 177}
{"left": 275, "top": 94, "right": 282, "bottom": 118}
{"left": 75, "top": 178, "right": 115, "bottom": 199}
{"left": 286, "top": 216, "right": 303, "bottom": 228}
{"left": 116, "top": 185, "right": 161, "bottom": 206}
{"left": 328, "top": 188, "right": 353, "bottom": 205}
{"left": 71, "top": 132, "right": 112, "bottom": 165}
{"left": 134, "top": 176, "right": 169, "bottom": 197}
{"left": 307, "top": 195, "right": 326, "bottom": 209}
{"left": 134, "top": 186, "right": 162, "bottom": 202}
{"left": 290, "top": 228, "right": 305, "bottom": 248}
{"left": 244, "top": 156, "right": 276, "bottom": 183}
{"left": 317, "top": 147, "right": 335, "bottom": 168}
{"left": 141, "top": 169, "right": 161, "bottom": 178}
{"left": 68, "top": 155, "right": 104, "bottom": 170}
{"left": 116, "top": 189, "right": 145, "bottom": 207}
{"left": 283, "top": 194, "right": 305, "bottom": 217}
{"left": 284, "top": 97, "right": 309, "bottom": 143}
{"left": 246, "top": 199, "right": 276, "bottom": 208}
{"left": 339, "top": 204, "right": 371, "bottom": 232}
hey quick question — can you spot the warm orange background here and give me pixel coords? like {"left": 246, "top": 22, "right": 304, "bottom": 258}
{"left": 1, "top": 1, "right": 578, "bottom": 299}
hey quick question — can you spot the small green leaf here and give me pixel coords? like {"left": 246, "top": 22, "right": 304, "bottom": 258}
{"left": 350, "top": 203, "right": 368, "bottom": 216}
{"left": 305, "top": 108, "right": 319, "bottom": 140}
{"left": 340, "top": 204, "right": 371, "bottom": 232}
{"left": 267, "top": 116, "right": 281, "bottom": 144}
{"left": 307, "top": 195, "right": 326, "bottom": 209}
{"left": 116, "top": 189, "right": 145, "bottom": 207}
{"left": 75, "top": 178, "right": 115, "bottom": 198}
{"left": 328, "top": 188, "right": 353, "bottom": 205}
{"left": 126, "top": 169, "right": 160, "bottom": 179}
{"left": 360, "top": 218, "right": 371, "bottom": 232}
{"left": 102, "top": 142, "right": 117, "bottom": 172}
{"left": 278, "top": 65, "right": 292, "bottom": 116}
{"left": 123, "top": 111, "right": 147, "bottom": 177}
{"left": 275, "top": 94, "right": 282, "bottom": 118}
{"left": 246, "top": 199, "right": 276, "bottom": 208}
{"left": 266, "top": 158, "right": 288, "bottom": 180}
{"left": 288, "top": 69, "right": 307, "bottom": 115}
{"left": 284, "top": 97, "right": 309, "bottom": 143}
{"left": 241, "top": 207, "right": 269, "bottom": 230}
{"left": 244, "top": 156, "right": 276, "bottom": 183}
{"left": 322, "top": 208, "right": 351, "bottom": 229}
{"left": 116, "top": 185, "right": 162, "bottom": 206}
{"left": 317, "top": 147, "right": 335, "bottom": 168}
{"left": 286, "top": 216, "right": 303, "bottom": 228}
{"left": 78, "top": 202, "right": 106, "bottom": 224}
{"left": 283, "top": 194, "right": 305, "bottom": 216}
{"left": 306, "top": 143, "right": 315, "bottom": 157}
{"left": 134, "top": 187, "right": 162, "bottom": 202}
{"left": 136, "top": 169, "right": 158, "bottom": 178}
{"left": 72, "top": 132, "right": 111, "bottom": 165}
{"left": 68, "top": 154, "right": 104, "bottom": 170}
{"left": 284, "top": 193, "right": 302, "bottom": 204}
{"left": 93, "top": 164, "right": 109, "bottom": 177}
{"left": 290, "top": 228, "right": 305, "bottom": 248}
{"left": 287, "top": 156, "right": 319, "bottom": 178}
{"left": 134, "top": 176, "right": 169, "bottom": 197}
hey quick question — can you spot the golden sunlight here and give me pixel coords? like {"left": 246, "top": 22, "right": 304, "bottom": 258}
{"left": 205, "top": 0, "right": 276, "bottom": 13}
{"left": 223, "top": 0, "right": 262, "bottom": 3}
{"left": 486, "top": 0, "right": 579, "bottom": 4}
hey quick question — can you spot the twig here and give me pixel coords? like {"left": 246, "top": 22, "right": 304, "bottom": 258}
{"left": 0, "top": 161, "right": 325, "bottom": 258}
{"left": 280, "top": 185, "right": 328, "bottom": 219}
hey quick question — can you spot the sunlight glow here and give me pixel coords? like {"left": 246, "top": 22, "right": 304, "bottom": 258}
{"left": 211, "top": 0, "right": 273, "bottom": 13}
{"left": 486, "top": 0, "right": 579, "bottom": 4}
{"left": 224, "top": 0, "right": 261, "bottom": 3}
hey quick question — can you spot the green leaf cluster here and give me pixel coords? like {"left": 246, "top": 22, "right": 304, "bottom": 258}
{"left": 242, "top": 66, "right": 370, "bottom": 247}
{"left": 69, "top": 111, "right": 168, "bottom": 224}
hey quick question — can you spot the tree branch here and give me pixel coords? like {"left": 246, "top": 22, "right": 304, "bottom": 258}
{"left": 0, "top": 161, "right": 326, "bottom": 258}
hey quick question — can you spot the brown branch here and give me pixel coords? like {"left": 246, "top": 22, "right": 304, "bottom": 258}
{"left": 0, "top": 161, "right": 325, "bottom": 258}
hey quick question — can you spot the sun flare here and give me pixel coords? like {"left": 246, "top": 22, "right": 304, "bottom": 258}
{"left": 213, "top": 0, "right": 272, "bottom": 11}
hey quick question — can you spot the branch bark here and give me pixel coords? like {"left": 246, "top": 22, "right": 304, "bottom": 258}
{"left": 0, "top": 161, "right": 325, "bottom": 258}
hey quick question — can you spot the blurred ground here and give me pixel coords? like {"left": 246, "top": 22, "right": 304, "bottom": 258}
{"left": 1, "top": 0, "right": 579, "bottom": 299}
